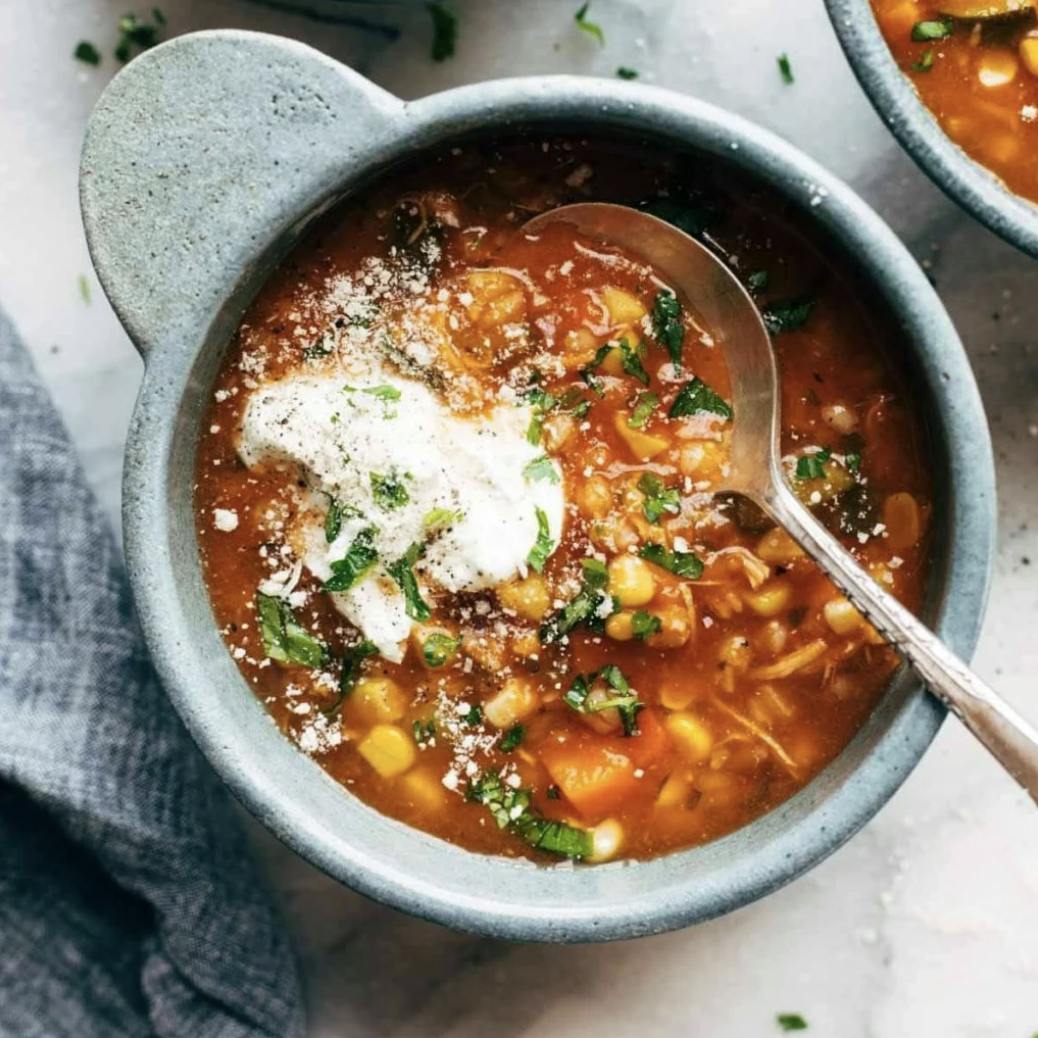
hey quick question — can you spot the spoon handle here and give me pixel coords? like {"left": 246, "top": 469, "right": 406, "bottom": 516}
{"left": 759, "top": 482, "right": 1038, "bottom": 806}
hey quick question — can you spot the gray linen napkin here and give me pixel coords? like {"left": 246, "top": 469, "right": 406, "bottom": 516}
{"left": 0, "top": 310, "right": 305, "bottom": 1038}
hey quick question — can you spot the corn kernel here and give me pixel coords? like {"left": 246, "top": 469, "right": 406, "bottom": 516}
{"left": 614, "top": 413, "right": 669, "bottom": 460}
{"left": 588, "top": 818, "right": 625, "bottom": 862}
{"left": 350, "top": 677, "right": 406, "bottom": 725}
{"left": 358, "top": 724, "right": 416, "bottom": 777}
{"left": 608, "top": 554, "right": 656, "bottom": 607}
{"left": 646, "top": 605, "right": 691, "bottom": 649}
{"left": 497, "top": 573, "right": 551, "bottom": 621}
{"left": 605, "top": 610, "right": 636, "bottom": 641}
{"left": 666, "top": 713, "right": 714, "bottom": 764}
{"left": 976, "top": 49, "right": 1018, "bottom": 88}
{"left": 823, "top": 596, "right": 864, "bottom": 635}
{"left": 399, "top": 767, "right": 446, "bottom": 811}
{"left": 1020, "top": 34, "right": 1038, "bottom": 78}
{"left": 883, "top": 491, "right": 921, "bottom": 551}
{"left": 601, "top": 286, "right": 648, "bottom": 325}
{"left": 743, "top": 580, "right": 793, "bottom": 617}
{"left": 484, "top": 677, "right": 539, "bottom": 729}
{"left": 578, "top": 476, "right": 613, "bottom": 519}
{"left": 756, "top": 527, "right": 805, "bottom": 565}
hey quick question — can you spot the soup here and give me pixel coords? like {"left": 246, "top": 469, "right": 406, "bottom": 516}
{"left": 194, "top": 137, "right": 932, "bottom": 863}
{"left": 872, "top": 0, "right": 1038, "bottom": 202}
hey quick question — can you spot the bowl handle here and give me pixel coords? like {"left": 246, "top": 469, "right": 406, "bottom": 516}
{"left": 79, "top": 30, "right": 403, "bottom": 359}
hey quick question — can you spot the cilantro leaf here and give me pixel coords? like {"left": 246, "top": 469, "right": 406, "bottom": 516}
{"left": 387, "top": 542, "right": 431, "bottom": 621}
{"left": 912, "top": 49, "right": 935, "bottom": 72}
{"left": 637, "top": 472, "right": 681, "bottom": 524}
{"left": 114, "top": 11, "right": 164, "bottom": 63}
{"left": 256, "top": 592, "right": 329, "bottom": 668}
{"left": 423, "top": 632, "right": 460, "bottom": 667}
{"left": 652, "top": 290, "right": 684, "bottom": 368}
{"left": 523, "top": 455, "right": 561, "bottom": 484}
{"left": 574, "top": 2, "right": 604, "bottom": 44}
{"left": 616, "top": 66, "right": 639, "bottom": 80}
{"left": 413, "top": 717, "right": 437, "bottom": 745}
{"left": 500, "top": 724, "right": 525, "bottom": 752}
{"left": 628, "top": 391, "right": 659, "bottom": 430}
{"left": 618, "top": 338, "right": 650, "bottom": 385}
{"left": 74, "top": 41, "right": 101, "bottom": 65}
{"left": 467, "top": 772, "right": 592, "bottom": 859}
{"left": 540, "top": 559, "right": 611, "bottom": 643}
{"left": 668, "top": 376, "right": 733, "bottom": 420}
{"left": 795, "top": 448, "right": 831, "bottom": 481}
{"left": 427, "top": 2, "right": 458, "bottom": 61}
{"left": 777, "top": 53, "right": 794, "bottom": 84}
{"left": 325, "top": 500, "right": 343, "bottom": 543}
{"left": 776, "top": 1014, "right": 808, "bottom": 1032}
{"left": 564, "top": 664, "right": 643, "bottom": 735}
{"left": 631, "top": 610, "right": 662, "bottom": 640}
{"left": 762, "top": 298, "right": 814, "bottom": 335}
{"left": 527, "top": 507, "right": 555, "bottom": 573}
{"left": 911, "top": 18, "right": 952, "bottom": 41}
{"left": 370, "top": 471, "right": 410, "bottom": 510}
{"left": 747, "top": 269, "right": 769, "bottom": 294}
{"left": 423, "top": 506, "right": 464, "bottom": 529}
{"left": 463, "top": 704, "right": 483, "bottom": 726}
{"left": 323, "top": 639, "right": 378, "bottom": 716}
{"left": 639, "top": 541, "right": 704, "bottom": 579}
{"left": 322, "top": 528, "right": 378, "bottom": 592}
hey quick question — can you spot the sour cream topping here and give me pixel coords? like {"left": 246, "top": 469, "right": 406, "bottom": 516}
{"left": 239, "top": 373, "right": 564, "bottom": 661}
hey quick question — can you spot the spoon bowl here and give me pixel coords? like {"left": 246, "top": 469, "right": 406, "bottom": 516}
{"left": 526, "top": 202, "right": 1038, "bottom": 806}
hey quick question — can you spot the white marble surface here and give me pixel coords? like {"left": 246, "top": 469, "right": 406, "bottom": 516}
{"left": 2, "top": 0, "right": 1037, "bottom": 1034}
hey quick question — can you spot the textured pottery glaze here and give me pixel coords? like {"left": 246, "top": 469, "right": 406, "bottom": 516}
{"left": 80, "top": 30, "right": 995, "bottom": 942}
{"left": 825, "top": 0, "right": 1038, "bottom": 258}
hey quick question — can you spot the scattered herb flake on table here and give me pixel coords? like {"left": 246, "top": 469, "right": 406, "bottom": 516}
{"left": 616, "top": 67, "right": 639, "bottom": 80}
{"left": 777, "top": 53, "right": 794, "bottom": 84}
{"left": 74, "top": 41, "right": 101, "bottom": 66}
{"left": 776, "top": 1013, "right": 808, "bottom": 1032}
{"left": 574, "top": 2, "right": 605, "bottom": 45}
{"left": 427, "top": 2, "right": 458, "bottom": 62}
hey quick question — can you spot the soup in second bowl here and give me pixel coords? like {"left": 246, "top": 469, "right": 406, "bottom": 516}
{"left": 872, "top": 0, "right": 1038, "bottom": 202}
{"left": 194, "top": 136, "right": 932, "bottom": 863}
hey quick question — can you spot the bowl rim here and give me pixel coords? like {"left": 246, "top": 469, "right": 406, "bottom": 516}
{"left": 824, "top": 0, "right": 1038, "bottom": 258}
{"left": 83, "top": 33, "right": 996, "bottom": 942}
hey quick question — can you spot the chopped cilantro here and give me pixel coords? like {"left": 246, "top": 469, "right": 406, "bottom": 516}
{"left": 344, "top": 383, "right": 401, "bottom": 405}
{"left": 639, "top": 541, "right": 704, "bottom": 580}
{"left": 256, "top": 592, "right": 329, "bottom": 668}
{"left": 423, "top": 506, "right": 464, "bottom": 529}
{"left": 523, "top": 455, "right": 561, "bottom": 484}
{"left": 413, "top": 717, "right": 437, "bottom": 745}
{"left": 370, "top": 471, "right": 410, "bottom": 511}
{"left": 387, "top": 542, "right": 431, "bottom": 621}
{"left": 776, "top": 1014, "right": 808, "bottom": 1032}
{"left": 323, "top": 639, "right": 378, "bottom": 716}
{"left": 651, "top": 290, "right": 684, "bottom": 369}
{"left": 463, "top": 704, "right": 483, "bottom": 726}
{"left": 747, "top": 269, "right": 769, "bottom": 294}
{"left": 467, "top": 772, "right": 592, "bottom": 859}
{"left": 500, "top": 724, "right": 525, "bottom": 752}
{"left": 427, "top": 2, "right": 458, "bottom": 61}
{"left": 628, "top": 391, "right": 659, "bottom": 430}
{"left": 540, "top": 558, "right": 611, "bottom": 644}
{"left": 423, "top": 632, "right": 460, "bottom": 667}
{"left": 77, "top": 274, "right": 91, "bottom": 304}
{"left": 114, "top": 11, "right": 165, "bottom": 63}
{"left": 631, "top": 610, "right": 662, "bottom": 640}
{"left": 618, "top": 338, "right": 651, "bottom": 385}
{"left": 912, "top": 49, "right": 935, "bottom": 72}
{"left": 564, "top": 664, "right": 643, "bottom": 735}
{"left": 668, "top": 376, "right": 733, "bottom": 420}
{"left": 795, "top": 448, "right": 831, "bottom": 481}
{"left": 845, "top": 450, "right": 862, "bottom": 473}
{"left": 580, "top": 343, "right": 614, "bottom": 394}
{"left": 638, "top": 472, "right": 681, "bottom": 524}
{"left": 74, "top": 41, "right": 101, "bottom": 65}
{"left": 643, "top": 197, "right": 713, "bottom": 238}
{"left": 525, "top": 385, "right": 558, "bottom": 444}
{"left": 777, "top": 53, "right": 794, "bottom": 84}
{"left": 325, "top": 501, "right": 343, "bottom": 543}
{"left": 323, "top": 528, "right": 378, "bottom": 592}
{"left": 616, "top": 66, "right": 639, "bottom": 80}
{"left": 574, "top": 2, "right": 604, "bottom": 44}
{"left": 546, "top": 784, "right": 561, "bottom": 800}
{"left": 911, "top": 18, "right": 952, "bottom": 41}
{"left": 762, "top": 297, "right": 814, "bottom": 335}
{"left": 527, "top": 507, "right": 555, "bottom": 573}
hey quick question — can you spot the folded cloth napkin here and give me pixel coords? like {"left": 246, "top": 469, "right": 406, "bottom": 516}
{"left": 0, "top": 310, "right": 305, "bottom": 1038}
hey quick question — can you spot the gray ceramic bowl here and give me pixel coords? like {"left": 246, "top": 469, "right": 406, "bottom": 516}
{"left": 80, "top": 30, "right": 995, "bottom": 942}
{"left": 826, "top": 0, "right": 1038, "bottom": 257}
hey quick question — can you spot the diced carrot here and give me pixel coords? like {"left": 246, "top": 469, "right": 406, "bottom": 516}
{"left": 541, "top": 739, "right": 639, "bottom": 819}
{"left": 623, "top": 708, "right": 671, "bottom": 769}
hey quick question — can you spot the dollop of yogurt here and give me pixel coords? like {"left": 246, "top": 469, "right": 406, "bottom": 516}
{"left": 239, "top": 372, "right": 564, "bottom": 661}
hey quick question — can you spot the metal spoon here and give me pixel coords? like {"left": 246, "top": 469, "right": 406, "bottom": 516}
{"left": 524, "top": 202, "right": 1038, "bottom": 805}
